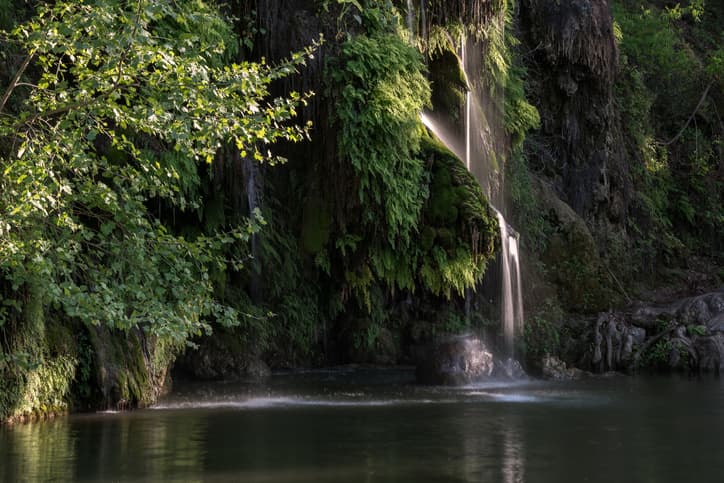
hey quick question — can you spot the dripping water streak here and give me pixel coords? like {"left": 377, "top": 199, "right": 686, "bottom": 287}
{"left": 243, "top": 156, "right": 260, "bottom": 302}
{"left": 466, "top": 91, "right": 471, "bottom": 171}
{"left": 407, "top": 0, "right": 415, "bottom": 42}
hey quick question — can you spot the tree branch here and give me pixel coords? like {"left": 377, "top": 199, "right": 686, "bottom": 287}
{"left": 0, "top": 51, "right": 35, "bottom": 115}
{"left": 657, "top": 80, "right": 714, "bottom": 146}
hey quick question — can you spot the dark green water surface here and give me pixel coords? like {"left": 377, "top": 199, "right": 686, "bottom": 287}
{"left": 1, "top": 369, "right": 722, "bottom": 482}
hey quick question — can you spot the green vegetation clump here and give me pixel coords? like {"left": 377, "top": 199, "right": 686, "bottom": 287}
{"left": 418, "top": 137, "right": 499, "bottom": 298}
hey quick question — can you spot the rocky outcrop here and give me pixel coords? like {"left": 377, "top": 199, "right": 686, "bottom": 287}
{"left": 521, "top": 0, "right": 631, "bottom": 222}
{"left": 569, "top": 289, "right": 724, "bottom": 373}
{"left": 533, "top": 177, "right": 610, "bottom": 311}
{"left": 173, "top": 328, "right": 271, "bottom": 381}
{"left": 416, "top": 334, "right": 494, "bottom": 385}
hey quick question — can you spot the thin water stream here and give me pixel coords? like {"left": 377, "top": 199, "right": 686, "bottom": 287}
{"left": 1, "top": 369, "right": 722, "bottom": 482}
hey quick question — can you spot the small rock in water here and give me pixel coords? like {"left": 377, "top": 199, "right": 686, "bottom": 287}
{"left": 541, "top": 355, "right": 585, "bottom": 380}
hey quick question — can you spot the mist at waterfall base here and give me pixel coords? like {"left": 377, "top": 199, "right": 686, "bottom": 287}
{"left": 2, "top": 368, "right": 723, "bottom": 483}
{"left": 419, "top": 33, "right": 525, "bottom": 362}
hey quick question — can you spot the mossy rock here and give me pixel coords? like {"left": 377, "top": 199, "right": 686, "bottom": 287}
{"left": 533, "top": 177, "right": 613, "bottom": 312}
{"left": 87, "top": 327, "right": 175, "bottom": 410}
{"left": 414, "top": 135, "right": 499, "bottom": 297}
{"left": 428, "top": 46, "right": 467, "bottom": 121}
{"left": 421, "top": 136, "right": 498, "bottom": 256}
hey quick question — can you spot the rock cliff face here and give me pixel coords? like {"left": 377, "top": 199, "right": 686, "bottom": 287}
{"left": 520, "top": 0, "right": 631, "bottom": 223}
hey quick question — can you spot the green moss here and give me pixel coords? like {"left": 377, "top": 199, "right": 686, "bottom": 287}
{"left": 0, "top": 315, "right": 81, "bottom": 422}
{"left": 84, "top": 326, "right": 177, "bottom": 410}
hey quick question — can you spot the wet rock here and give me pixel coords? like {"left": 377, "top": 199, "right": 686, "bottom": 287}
{"left": 707, "top": 314, "right": 724, "bottom": 333}
{"left": 492, "top": 358, "right": 527, "bottom": 379}
{"left": 416, "top": 334, "right": 494, "bottom": 385}
{"left": 579, "top": 289, "right": 724, "bottom": 373}
{"left": 668, "top": 326, "right": 697, "bottom": 370}
{"left": 694, "top": 334, "right": 724, "bottom": 374}
{"left": 679, "top": 292, "right": 724, "bottom": 326}
{"left": 541, "top": 355, "right": 586, "bottom": 380}
{"left": 591, "top": 311, "right": 645, "bottom": 372}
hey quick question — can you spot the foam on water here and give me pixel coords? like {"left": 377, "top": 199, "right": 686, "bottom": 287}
{"left": 151, "top": 397, "right": 443, "bottom": 410}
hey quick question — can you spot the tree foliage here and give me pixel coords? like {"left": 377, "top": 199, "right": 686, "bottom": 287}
{"left": 613, "top": 0, "right": 723, "bottom": 265}
{"left": 0, "top": 0, "right": 313, "bottom": 341}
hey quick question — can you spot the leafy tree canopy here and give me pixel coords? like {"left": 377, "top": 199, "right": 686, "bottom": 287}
{"left": 0, "top": 0, "right": 314, "bottom": 341}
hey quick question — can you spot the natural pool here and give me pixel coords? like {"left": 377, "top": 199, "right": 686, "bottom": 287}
{"left": 1, "top": 368, "right": 722, "bottom": 482}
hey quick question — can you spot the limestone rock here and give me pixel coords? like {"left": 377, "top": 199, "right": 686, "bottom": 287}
{"left": 416, "top": 334, "right": 494, "bottom": 385}
{"left": 541, "top": 355, "right": 586, "bottom": 380}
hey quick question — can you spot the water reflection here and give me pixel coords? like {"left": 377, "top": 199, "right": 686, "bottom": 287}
{"left": 0, "top": 373, "right": 722, "bottom": 482}
{"left": 501, "top": 415, "right": 525, "bottom": 483}
{"left": 0, "top": 412, "right": 207, "bottom": 482}
{"left": 0, "top": 418, "right": 76, "bottom": 482}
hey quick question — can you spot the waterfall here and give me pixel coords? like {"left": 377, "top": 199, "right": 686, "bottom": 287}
{"left": 496, "top": 210, "right": 515, "bottom": 355}
{"left": 420, "top": 33, "right": 526, "bottom": 358}
{"left": 406, "top": 0, "right": 415, "bottom": 42}
{"left": 465, "top": 91, "right": 471, "bottom": 171}
{"left": 509, "top": 236, "right": 524, "bottom": 336}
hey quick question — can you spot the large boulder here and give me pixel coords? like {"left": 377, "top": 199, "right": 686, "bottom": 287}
{"left": 416, "top": 334, "right": 494, "bottom": 385}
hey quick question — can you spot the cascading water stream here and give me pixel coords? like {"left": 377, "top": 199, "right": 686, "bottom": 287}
{"left": 495, "top": 210, "right": 516, "bottom": 355}
{"left": 465, "top": 91, "right": 471, "bottom": 171}
{"left": 420, "top": 33, "right": 526, "bottom": 357}
{"left": 509, "top": 236, "right": 524, "bottom": 336}
{"left": 406, "top": 0, "right": 415, "bottom": 42}
{"left": 422, "top": 107, "right": 525, "bottom": 355}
